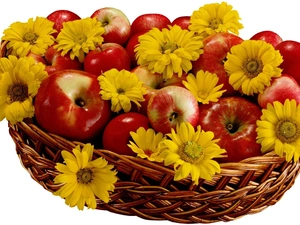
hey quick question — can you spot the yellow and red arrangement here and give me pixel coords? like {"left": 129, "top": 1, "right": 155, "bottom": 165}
{"left": 1, "top": 1, "right": 300, "bottom": 223}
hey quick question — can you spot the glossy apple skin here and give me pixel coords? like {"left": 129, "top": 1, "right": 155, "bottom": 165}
{"left": 34, "top": 70, "right": 112, "bottom": 142}
{"left": 250, "top": 30, "right": 283, "bottom": 48}
{"left": 192, "top": 33, "right": 243, "bottom": 96}
{"left": 130, "top": 13, "right": 171, "bottom": 37}
{"left": 84, "top": 43, "right": 131, "bottom": 75}
{"left": 91, "top": 7, "right": 131, "bottom": 46}
{"left": 125, "top": 31, "right": 146, "bottom": 68}
{"left": 27, "top": 47, "right": 83, "bottom": 75}
{"left": 131, "top": 66, "right": 188, "bottom": 115}
{"left": 102, "top": 112, "right": 150, "bottom": 156}
{"left": 275, "top": 40, "right": 300, "bottom": 85}
{"left": 198, "top": 96, "right": 262, "bottom": 163}
{"left": 132, "top": 66, "right": 187, "bottom": 89}
{"left": 44, "top": 45, "right": 83, "bottom": 75}
{"left": 47, "top": 10, "right": 81, "bottom": 38}
{"left": 147, "top": 86, "right": 199, "bottom": 134}
{"left": 132, "top": 66, "right": 164, "bottom": 88}
{"left": 258, "top": 74, "right": 300, "bottom": 108}
{"left": 171, "top": 16, "right": 190, "bottom": 30}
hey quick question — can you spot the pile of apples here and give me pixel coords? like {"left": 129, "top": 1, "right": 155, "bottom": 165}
{"left": 30, "top": 7, "right": 300, "bottom": 163}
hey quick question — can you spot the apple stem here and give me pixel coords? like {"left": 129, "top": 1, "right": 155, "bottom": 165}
{"left": 227, "top": 124, "right": 233, "bottom": 130}
{"left": 75, "top": 98, "right": 85, "bottom": 107}
{"left": 169, "top": 112, "right": 177, "bottom": 122}
{"left": 226, "top": 123, "right": 238, "bottom": 133}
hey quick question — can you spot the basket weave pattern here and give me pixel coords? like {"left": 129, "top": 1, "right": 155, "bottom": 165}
{"left": 8, "top": 119, "right": 300, "bottom": 224}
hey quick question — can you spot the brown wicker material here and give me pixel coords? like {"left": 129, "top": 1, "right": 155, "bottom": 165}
{"left": 8, "top": 119, "right": 300, "bottom": 224}
{"left": 2, "top": 37, "right": 300, "bottom": 224}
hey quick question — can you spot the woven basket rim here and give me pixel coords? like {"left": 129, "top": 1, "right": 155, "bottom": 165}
{"left": 8, "top": 119, "right": 300, "bottom": 223}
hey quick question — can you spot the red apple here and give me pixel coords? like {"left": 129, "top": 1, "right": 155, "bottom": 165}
{"left": 125, "top": 31, "right": 146, "bottom": 68}
{"left": 130, "top": 13, "right": 171, "bottom": 37}
{"left": 147, "top": 86, "right": 199, "bottom": 134}
{"left": 132, "top": 65, "right": 164, "bottom": 88}
{"left": 250, "top": 30, "right": 283, "bottom": 48}
{"left": 130, "top": 66, "right": 163, "bottom": 115}
{"left": 134, "top": 85, "right": 158, "bottom": 115}
{"left": 44, "top": 45, "right": 83, "bottom": 75}
{"left": 131, "top": 66, "right": 188, "bottom": 115}
{"left": 132, "top": 65, "right": 187, "bottom": 89}
{"left": 275, "top": 40, "right": 300, "bottom": 85}
{"left": 171, "top": 16, "right": 190, "bottom": 30}
{"left": 102, "top": 112, "right": 150, "bottom": 156}
{"left": 198, "top": 96, "right": 262, "bottom": 163}
{"left": 27, "top": 52, "right": 47, "bottom": 65}
{"left": 161, "top": 72, "right": 188, "bottom": 88}
{"left": 258, "top": 74, "right": 300, "bottom": 108}
{"left": 192, "top": 32, "right": 244, "bottom": 96}
{"left": 27, "top": 46, "right": 83, "bottom": 75}
{"left": 91, "top": 7, "right": 131, "bottom": 46}
{"left": 34, "top": 69, "right": 112, "bottom": 142}
{"left": 84, "top": 42, "right": 131, "bottom": 75}
{"left": 47, "top": 9, "right": 81, "bottom": 38}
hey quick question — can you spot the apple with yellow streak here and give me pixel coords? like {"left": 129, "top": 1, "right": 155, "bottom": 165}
{"left": 34, "top": 69, "right": 112, "bottom": 142}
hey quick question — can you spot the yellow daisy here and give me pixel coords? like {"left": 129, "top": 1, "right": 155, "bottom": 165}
{"left": 224, "top": 40, "right": 283, "bottom": 96}
{"left": 135, "top": 25, "right": 204, "bottom": 80}
{"left": 54, "top": 17, "right": 105, "bottom": 63}
{"left": 128, "top": 127, "right": 165, "bottom": 162}
{"left": 0, "top": 55, "right": 47, "bottom": 124}
{"left": 160, "top": 122, "right": 226, "bottom": 184}
{"left": 2, "top": 17, "right": 56, "bottom": 57}
{"left": 189, "top": 2, "right": 243, "bottom": 39}
{"left": 182, "top": 70, "right": 226, "bottom": 104}
{"left": 98, "top": 68, "right": 147, "bottom": 113}
{"left": 54, "top": 143, "right": 118, "bottom": 210}
{"left": 256, "top": 99, "right": 300, "bottom": 162}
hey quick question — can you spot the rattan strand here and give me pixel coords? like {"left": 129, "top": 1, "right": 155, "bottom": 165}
{"left": 7, "top": 120, "right": 300, "bottom": 224}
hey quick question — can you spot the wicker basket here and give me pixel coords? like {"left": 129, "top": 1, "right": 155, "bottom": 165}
{"left": 2, "top": 33, "right": 300, "bottom": 224}
{"left": 8, "top": 118, "right": 300, "bottom": 224}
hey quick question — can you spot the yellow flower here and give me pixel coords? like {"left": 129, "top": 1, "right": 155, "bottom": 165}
{"left": 2, "top": 17, "right": 56, "bottom": 57}
{"left": 0, "top": 55, "right": 47, "bottom": 124}
{"left": 54, "top": 17, "right": 105, "bottom": 63}
{"left": 224, "top": 40, "right": 283, "bottom": 96}
{"left": 189, "top": 2, "right": 243, "bottom": 38}
{"left": 256, "top": 99, "right": 300, "bottom": 162}
{"left": 98, "top": 68, "right": 147, "bottom": 113}
{"left": 160, "top": 122, "right": 226, "bottom": 184}
{"left": 128, "top": 127, "right": 165, "bottom": 162}
{"left": 135, "top": 25, "right": 204, "bottom": 80}
{"left": 183, "top": 70, "right": 226, "bottom": 104}
{"left": 53, "top": 144, "right": 118, "bottom": 210}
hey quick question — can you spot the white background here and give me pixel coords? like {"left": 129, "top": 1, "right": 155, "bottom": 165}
{"left": 0, "top": 0, "right": 299, "bottom": 224}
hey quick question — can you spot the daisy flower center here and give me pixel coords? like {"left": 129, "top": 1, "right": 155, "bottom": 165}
{"left": 198, "top": 90, "right": 209, "bottom": 99}
{"left": 243, "top": 58, "right": 263, "bottom": 78}
{"left": 210, "top": 18, "right": 222, "bottom": 29}
{"left": 162, "top": 42, "right": 177, "bottom": 53}
{"left": 7, "top": 82, "right": 28, "bottom": 102}
{"left": 144, "top": 149, "right": 153, "bottom": 157}
{"left": 23, "top": 32, "right": 38, "bottom": 44}
{"left": 276, "top": 119, "right": 300, "bottom": 143}
{"left": 77, "top": 168, "right": 93, "bottom": 184}
{"left": 74, "top": 34, "right": 87, "bottom": 45}
{"left": 180, "top": 141, "right": 204, "bottom": 163}
{"left": 117, "top": 88, "right": 125, "bottom": 94}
